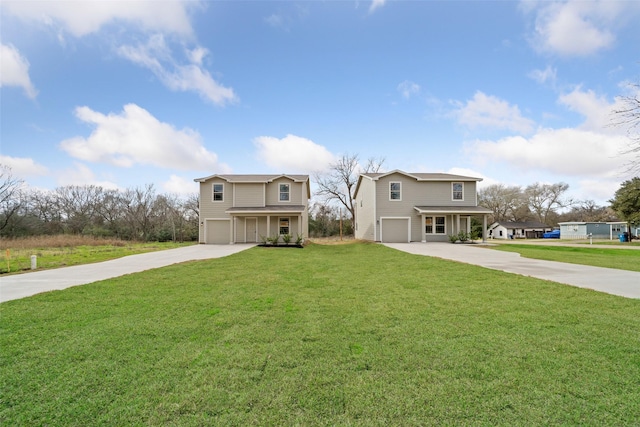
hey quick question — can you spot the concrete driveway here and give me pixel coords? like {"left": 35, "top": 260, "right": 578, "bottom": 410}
{"left": 384, "top": 242, "right": 640, "bottom": 299}
{"left": 0, "top": 244, "right": 255, "bottom": 303}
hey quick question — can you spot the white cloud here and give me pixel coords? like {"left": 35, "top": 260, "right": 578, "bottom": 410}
{"left": 117, "top": 35, "right": 237, "bottom": 106}
{"left": 0, "top": 43, "right": 38, "bottom": 99}
{"left": 253, "top": 134, "right": 336, "bottom": 173}
{"left": 525, "top": 0, "right": 628, "bottom": 57}
{"left": 446, "top": 167, "right": 501, "bottom": 190}
{"left": 466, "top": 128, "right": 628, "bottom": 177}
{"left": 60, "top": 103, "right": 225, "bottom": 171}
{"left": 0, "top": 155, "right": 48, "bottom": 177}
{"left": 4, "top": 0, "right": 196, "bottom": 37}
{"left": 528, "top": 65, "right": 557, "bottom": 85}
{"left": 56, "top": 162, "right": 119, "bottom": 189}
{"left": 454, "top": 91, "right": 535, "bottom": 134}
{"left": 369, "top": 0, "right": 387, "bottom": 13}
{"left": 557, "top": 86, "right": 620, "bottom": 132}
{"left": 163, "top": 174, "right": 199, "bottom": 195}
{"left": 397, "top": 80, "right": 420, "bottom": 99}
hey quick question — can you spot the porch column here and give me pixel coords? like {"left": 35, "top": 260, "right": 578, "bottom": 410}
{"left": 466, "top": 216, "right": 471, "bottom": 234}
{"left": 231, "top": 217, "right": 236, "bottom": 244}
{"left": 267, "top": 216, "right": 271, "bottom": 237}
{"left": 421, "top": 214, "right": 426, "bottom": 242}
{"left": 482, "top": 214, "right": 487, "bottom": 242}
{"left": 298, "top": 215, "right": 302, "bottom": 237}
{"left": 456, "top": 214, "right": 460, "bottom": 235}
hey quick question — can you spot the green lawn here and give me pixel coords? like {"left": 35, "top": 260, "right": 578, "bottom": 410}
{"left": 487, "top": 243, "right": 640, "bottom": 272}
{"left": 2, "top": 242, "right": 639, "bottom": 425}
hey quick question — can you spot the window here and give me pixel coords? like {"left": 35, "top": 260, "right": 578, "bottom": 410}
{"left": 279, "top": 183, "right": 290, "bottom": 201}
{"left": 452, "top": 182, "right": 463, "bottom": 201}
{"left": 390, "top": 182, "right": 401, "bottom": 201}
{"left": 279, "top": 218, "right": 290, "bottom": 235}
{"left": 213, "top": 184, "right": 224, "bottom": 201}
{"left": 425, "top": 216, "right": 445, "bottom": 234}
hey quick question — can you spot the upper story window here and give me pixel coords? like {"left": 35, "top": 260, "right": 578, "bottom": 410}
{"left": 390, "top": 182, "right": 401, "bottom": 201}
{"left": 452, "top": 182, "right": 463, "bottom": 201}
{"left": 213, "top": 183, "right": 224, "bottom": 202}
{"left": 279, "top": 183, "right": 290, "bottom": 201}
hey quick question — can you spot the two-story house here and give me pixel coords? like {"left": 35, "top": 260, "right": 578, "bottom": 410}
{"left": 194, "top": 174, "right": 310, "bottom": 244}
{"left": 353, "top": 170, "right": 492, "bottom": 242}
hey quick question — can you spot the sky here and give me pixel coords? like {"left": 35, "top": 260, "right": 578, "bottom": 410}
{"left": 1, "top": 0, "right": 639, "bottom": 205}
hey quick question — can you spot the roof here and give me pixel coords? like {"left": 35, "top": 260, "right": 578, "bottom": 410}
{"left": 414, "top": 206, "right": 493, "bottom": 214}
{"left": 226, "top": 205, "right": 306, "bottom": 215}
{"left": 355, "top": 169, "right": 483, "bottom": 198}
{"left": 361, "top": 170, "right": 483, "bottom": 182}
{"left": 489, "top": 221, "right": 549, "bottom": 229}
{"left": 194, "top": 174, "right": 309, "bottom": 183}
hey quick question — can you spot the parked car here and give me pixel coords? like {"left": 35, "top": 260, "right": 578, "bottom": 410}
{"left": 543, "top": 229, "right": 560, "bottom": 239}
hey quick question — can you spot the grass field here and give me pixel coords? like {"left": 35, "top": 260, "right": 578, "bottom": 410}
{"left": 0, "top": 235, "right": 195, "bottom": 274}
{"left": 487, "top": 243, "right": 640, "bottom": 272}
{"left": 1, "top": 242, "right": 639, "bottom": 425}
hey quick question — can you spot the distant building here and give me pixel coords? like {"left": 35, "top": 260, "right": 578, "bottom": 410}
{"left": 487, "top": 221, "right": 551, "bottom": 239}
{"left": 558, "top": 222, "right": 635, "bottom": 240}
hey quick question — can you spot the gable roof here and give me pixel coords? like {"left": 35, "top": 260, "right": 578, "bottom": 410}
{"left": 354, "top": 169, "right": 483, "bottom": 198}
{"left": 194, "top": 173, "right": 308, "bottom": 183}
{"left": 194, "top": 174, "right": 311, "bottom": 198}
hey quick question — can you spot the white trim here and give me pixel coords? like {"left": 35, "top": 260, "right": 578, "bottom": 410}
{"left": 279, "top": 183, "right": 290, "bottom": 202}
{"left": 452, "top": 182, "right": 464, "bottom": 201}
{"left": 389, "top": 181, "right": 402, "bottom": 201}
{"left": 212, "top": 183, "right": 224, "bottom": 202}
{"left": 380, "top": 217, "right": 411, "bottom": 243}
{"left": 373, "top": 180, "right": 378, "bottom": 240}
{"left": 278, "top": 217, "right": 290, "bottom": 235}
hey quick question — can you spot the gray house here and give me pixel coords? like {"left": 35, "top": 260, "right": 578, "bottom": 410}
{"left": 558, "top": 221, "right": 635, "bottom": 240}
{"left": 194, "top": 174, "right": 310, "bottom": 244}
{"left": 353, "top": 170, "right": 492, "bottom": 242}
{"left": 488, "top": 221, "right": 551, "bottom": 239}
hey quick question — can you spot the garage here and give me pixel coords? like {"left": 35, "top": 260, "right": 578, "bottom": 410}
{"left": 380, "top": 218, "right": 410, "bottom": 243}
{"left": 206, "top": 219, "right": 231, "bottom": 244}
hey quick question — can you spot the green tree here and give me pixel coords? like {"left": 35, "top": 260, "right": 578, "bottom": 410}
{"left": 609, "top": 178, "right": 640, "bottom": 239}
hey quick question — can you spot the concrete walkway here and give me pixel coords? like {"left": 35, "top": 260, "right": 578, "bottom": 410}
{"left": 384, "top": 242, "right": 640, "bottom": 299}
{"left": 0, "top": 244, "right": 255, "bottom": 303}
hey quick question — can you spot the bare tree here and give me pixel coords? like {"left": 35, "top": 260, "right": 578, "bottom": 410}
{"left": 524, "top": 182, "right": 573, "bottom": 225}
{"left": 612, "top": 82, "right": 640, "bottom": 173}
{"left": 478, "top": 184, "right": 526, "bottom": 223}
{"left": 313, "top": 153, "right": 385, "bottom": 222}
{"left": 0, "top": 165, "right": 26, "bottom": 234}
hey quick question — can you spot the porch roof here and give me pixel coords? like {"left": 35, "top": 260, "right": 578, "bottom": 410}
{"left": 226, "top": 205, "right": 306, "bottom": 215}
{"left": 413, "top": 206, "right": 493, "bottom": 215}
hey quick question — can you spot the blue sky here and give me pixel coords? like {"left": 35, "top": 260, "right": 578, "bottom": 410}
{"left": 1, "top": 0, "right": 639, "bottom": 205}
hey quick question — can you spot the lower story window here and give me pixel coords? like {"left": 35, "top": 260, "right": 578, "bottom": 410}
{"left": 425, "top": 216, "right": 446, "bottom": 234}
{"left": 279, "top": 217, "right": 290, "bottom": 235}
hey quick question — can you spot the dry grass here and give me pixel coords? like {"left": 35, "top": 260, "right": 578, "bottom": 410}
{"left": 0, "top": 235, "right": 128, "bottom": 251}
{"left": 308, "top": 236, "right": 357, "bottom": 245}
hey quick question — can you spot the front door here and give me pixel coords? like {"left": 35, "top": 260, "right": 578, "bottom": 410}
{"left": 246, "top": 218, "right": 257, "bottom": 243}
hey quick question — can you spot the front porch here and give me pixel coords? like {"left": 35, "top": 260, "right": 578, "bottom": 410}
{"left": 413, "top": 206, "right": 492, "bottom": 242}
{"left": 227, "top": 206, "right": 306, "bottom": 244}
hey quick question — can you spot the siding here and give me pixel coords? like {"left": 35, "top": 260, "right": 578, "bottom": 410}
{"left": 199, "top": 179, "right": 233, "bottom": 242}
{"left": 265, "top": 179, "right": 304, "bottom": 205}
{"left": 234, "top": 183, "right": 264, "bottom": 207}
{"left": 355, "top": 177, "right": 375, "bottom": 240}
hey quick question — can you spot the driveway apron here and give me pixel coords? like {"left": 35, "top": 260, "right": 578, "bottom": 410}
{"left": 0, "top": 244, "right": 255, "bottom": 303}
{"left": 384, "top": 242, "right": 640, "bottom": 299}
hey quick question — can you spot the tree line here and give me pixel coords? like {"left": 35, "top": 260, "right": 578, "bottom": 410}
{"left": 1, "top": 166, "right": 198, "bottom": 241}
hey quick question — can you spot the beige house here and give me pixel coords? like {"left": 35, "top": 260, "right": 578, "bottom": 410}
{"left": 194, "top": 174, "right": 310, "bottom": 244}
{"left": 354, "top": 170, "right": 492, "bottom": 243}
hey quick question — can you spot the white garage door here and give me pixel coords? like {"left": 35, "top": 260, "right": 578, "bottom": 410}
{"left": 206, "top": 220, "right": 231, "bottom": 244}
{"left": 381, "top": 218, "right": 410, "bottom": 243}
